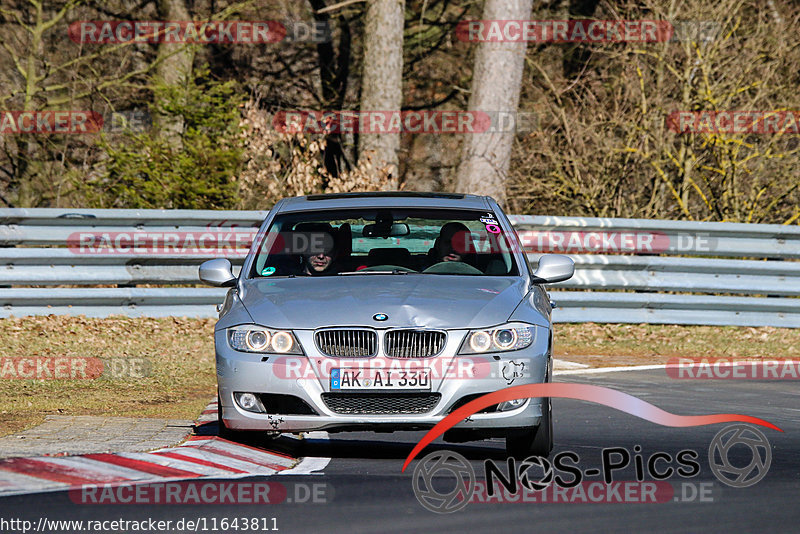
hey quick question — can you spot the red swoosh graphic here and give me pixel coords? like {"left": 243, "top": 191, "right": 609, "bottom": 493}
{"left": 401, "top": 383, "right": 782, "bottom": 472}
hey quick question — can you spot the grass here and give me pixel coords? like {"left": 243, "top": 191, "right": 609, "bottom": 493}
{"left": 554, "top": 323, "right": 800, "bottom": 368}
{"left": 0, "top": 316, "right": 216, "bottom": 437}
{"left": 1, "top": 317, "right": 798, "bottom": 437}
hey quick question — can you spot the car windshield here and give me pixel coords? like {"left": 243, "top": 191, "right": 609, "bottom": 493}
{"left": 250, "top": 208, "right": 521, "bottom": 277}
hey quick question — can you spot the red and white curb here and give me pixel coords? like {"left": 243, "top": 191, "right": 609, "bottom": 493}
{"left": 0, "top": 400, "right": 306, "bottom": 498}
{"left": 196, "top": 398, "right": 219, "bottom": 424}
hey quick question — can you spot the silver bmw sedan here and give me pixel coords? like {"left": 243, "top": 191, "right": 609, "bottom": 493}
{"left": 200, "top": 192, "right": 573, "bottom": 457}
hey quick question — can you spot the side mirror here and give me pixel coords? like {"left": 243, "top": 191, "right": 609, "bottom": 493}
{"left": 532, "top": 254, "right": 574, "bottom": 284}
{"left": 199, "top": 259, "right": 236, "bottom": 287}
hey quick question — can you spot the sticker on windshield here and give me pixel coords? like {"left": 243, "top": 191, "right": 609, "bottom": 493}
{"left": 261, "top": 266, "right": 276, "bottom": 276}
{"left": 480, "top": 215, "right": 500, "bottom": 233}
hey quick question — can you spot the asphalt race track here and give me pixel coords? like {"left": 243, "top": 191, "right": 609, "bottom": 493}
{"left": 1, "top": 369, "right": 797, "bottom": 533}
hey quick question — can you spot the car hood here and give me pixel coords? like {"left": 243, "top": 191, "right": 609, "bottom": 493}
{"left": 237, "top": 275, "right": 542, "bottom": 329}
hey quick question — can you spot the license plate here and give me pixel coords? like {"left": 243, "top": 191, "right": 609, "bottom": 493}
{"left": 330, "top": 368, "right": 431, "bottom": 390}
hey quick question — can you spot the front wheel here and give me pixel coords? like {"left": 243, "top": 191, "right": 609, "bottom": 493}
{"left": 505, "top": 357, "right": 553, "bottom": 458}
{"left": 217, "top": 393, "right": 241, "bottom": 440}
{"left": 505, "top": 395, "right": 553, "bottom": 458}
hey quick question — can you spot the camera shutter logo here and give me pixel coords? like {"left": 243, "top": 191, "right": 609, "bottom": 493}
{"left": 412, "top": 450, "right": 475, "bottom": 513}
{"left": 709, "top": 424, "right": 772, "bottom": 488}
{"left": 518, "top": 456, "right": 554, "bottom": 491}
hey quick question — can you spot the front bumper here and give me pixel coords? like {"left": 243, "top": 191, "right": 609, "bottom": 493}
{"left": 215, "top": 327, "right": 549, "bottom": 435}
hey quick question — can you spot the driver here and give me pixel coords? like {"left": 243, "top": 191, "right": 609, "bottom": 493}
{"left": 304, "top": 248, "right": 335, "bottom": 274}
{"left": 293, "top": 222, "right": 340, "bottom": 276}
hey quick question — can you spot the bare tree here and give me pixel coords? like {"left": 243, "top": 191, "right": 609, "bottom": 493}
{"left": 456, "top": 0, "right": 533, "bottom": 205}
{"left": 357, "top": 0, "right": 404, "bottom": 189}
{"left": 0, "top": 0, "right": 165, "bottom": 206}
{"left": 152, "top": 0, "right": 195, "bottom": 148}
{"left": 508, "top": 0, "right": 800, "bottom": 224}
{"left": 307, "top": 0, "right": 354, "bottom": 180}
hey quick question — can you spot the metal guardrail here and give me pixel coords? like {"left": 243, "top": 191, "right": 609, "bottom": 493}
{"left": 0, "top": 208, "right": 798, "bottom": 327}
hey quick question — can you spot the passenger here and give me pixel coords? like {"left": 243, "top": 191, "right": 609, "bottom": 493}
{"left": 430, "top": 222, "right": 472, "bottom": 263}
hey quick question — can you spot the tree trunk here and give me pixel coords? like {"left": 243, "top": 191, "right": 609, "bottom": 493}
{"left": 456, "top": 0, "right": 533, "bottom": 205}
{"left": 357, "top": 0, "right": 404, "bottom": 190}
{"left": 153, "top": 0, "right": 194, "bottom": 148}
{"left": 309, "top": 0, "right": 353, "bottom": 180}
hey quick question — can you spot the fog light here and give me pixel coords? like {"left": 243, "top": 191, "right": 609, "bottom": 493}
{"left": 498, "top": 398, "right": 527, "bottom": 412}
{"left": 235, "top": 392, "right": 263, "bottom": 413}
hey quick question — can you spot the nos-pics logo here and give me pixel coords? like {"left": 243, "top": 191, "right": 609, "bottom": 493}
{"left": 411, "top": 424, "right": 772, "bottom": 513}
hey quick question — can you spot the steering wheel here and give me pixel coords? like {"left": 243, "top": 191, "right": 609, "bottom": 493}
{"left": 358, "top": 265, "right": 417, "bottom": 272}
{"left": 422, "top": 261, "right": 483, "bottom": 275}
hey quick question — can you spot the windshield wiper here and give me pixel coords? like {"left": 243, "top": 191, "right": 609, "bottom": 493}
{"left": 338, "top": 269, "right": 410, "bottom": 275}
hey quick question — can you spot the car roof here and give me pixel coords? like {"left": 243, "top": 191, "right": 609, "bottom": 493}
{"left": 278, "top": 192, "right": 492, "bottom": 212}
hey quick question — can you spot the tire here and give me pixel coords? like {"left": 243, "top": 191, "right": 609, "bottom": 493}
{"left": 505, "top": 358, "right": 554, "bottom": 459}
{"left": 217, "top": 393, "right": 239, "bottom": 440}
{"left": 505, "top": 396, "right": 553, "bottom": 459}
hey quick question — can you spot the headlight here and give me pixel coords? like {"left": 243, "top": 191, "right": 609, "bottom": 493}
{"left": 459, "top": 323, "right": 535, "bottom": 354}
{"left": 469, "top": 331, "right": 492, "bottom": 352}
{"left": 227, "top": 326, "right": 303, "bottom": 354}
{"left": 247, "top": 330, "right": 269, "bottom": 351}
